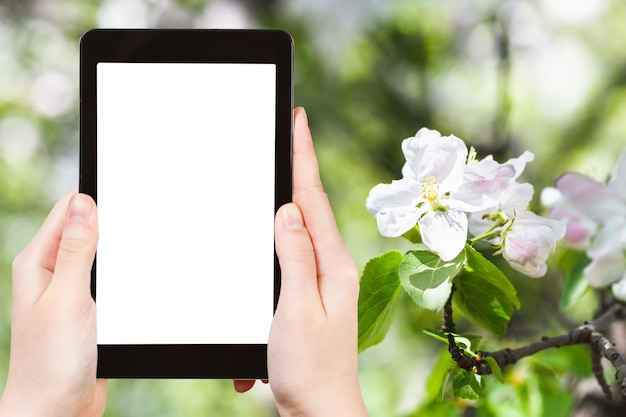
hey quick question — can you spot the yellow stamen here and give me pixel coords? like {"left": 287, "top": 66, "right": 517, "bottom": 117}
{"left": 422, "top": 176, "right": 440, "bottom": 205}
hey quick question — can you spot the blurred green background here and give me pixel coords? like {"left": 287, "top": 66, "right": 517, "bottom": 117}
{"left": 1, "top": 0, "right": 626, "bottom": 415}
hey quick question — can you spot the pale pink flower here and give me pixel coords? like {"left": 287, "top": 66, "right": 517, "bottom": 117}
{"left": 542, "top": 149, "right": 626, "bottom": 299}
{"left": 501, "top": 211, "right": 566, "bottom": 278}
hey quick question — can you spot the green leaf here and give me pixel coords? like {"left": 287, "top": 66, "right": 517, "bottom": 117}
{"left": 422, "top": 329, "right": 450, "bottom": 344}
{"left": 422, "top": 330, "right": 481, "bottom": 356}
{"left": 557, "top": 249, "right": 591, "bottom": 309}
{"left": 482, "top": 356, "right": 503, "bottom": 382}
{"left": 437, "top": 368, "right": 455, "bottom": 403}
{"left": 357, "top": 250, "right": 404, "bottom": 352}
{"left": 453, "top": 246, "right": 520, "bottom": 335}
{"left": 398, "top": 249, "right": 465, "bottom": 311}
{"left": 452, "top": 370, "right": 485, "bottom": 400}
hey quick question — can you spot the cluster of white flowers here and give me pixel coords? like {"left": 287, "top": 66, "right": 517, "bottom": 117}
{"left": 542, "top": 150, "right": 626, "bottom": 300}
{"left": 366, "top": 128, "right": 565, "bottom": 277}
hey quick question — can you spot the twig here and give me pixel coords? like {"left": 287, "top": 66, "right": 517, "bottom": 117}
{"left": 447, "top": 333, "right": 476, "bottom": 371}
{"left": 591, "top": 342, "right": 612, "bottom": 400}
{"left": 590, "top": 331, "right": 626, "bottom": 400}
{"left": 441, "top": 284, "right": 456, "bottom": 334}
{"left": 466, "top": 303, "right": 626, "bottom": 399}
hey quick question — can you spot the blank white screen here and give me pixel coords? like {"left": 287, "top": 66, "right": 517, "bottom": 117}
{"left": 96, "top": 62, "right": 276, "bottom": 344}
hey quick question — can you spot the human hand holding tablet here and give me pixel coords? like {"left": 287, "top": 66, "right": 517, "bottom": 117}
{"left": 80, "top": 29, "right": 293, "bottom": 378}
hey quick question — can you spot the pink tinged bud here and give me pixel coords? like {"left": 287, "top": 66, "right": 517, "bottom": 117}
{"left": 501, "top": 212, "right": 566, "bottom": 278}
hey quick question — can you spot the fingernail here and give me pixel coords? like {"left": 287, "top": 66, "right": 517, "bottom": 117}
{"left": 283, "top": 204, "right": 304, "bottom": 230}
{"left": 300, "top": 107, "right": 308, "bottom": 126}
{"left": 68, "top": 194, "right": 92, "bottom": 224}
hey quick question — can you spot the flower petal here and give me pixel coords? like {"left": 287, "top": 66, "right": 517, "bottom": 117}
{"left": 366, "top": 179, "right": 424, "bottom": 237}
{"left": 584, "top": 248, "right": 626, "bottom": 287}
{"left": 553, "top": 172, "right": 615, "bottom": 220}
{"left": 548, "top": 205, "right": 597, "bottom": 249}
{"left": 401, "top": 128, "right": 442, "bottom": 179}
{"left": 505, "top": 151, "right": 535, "bottom": 181}
{"left": 418, "top": 209, "right": 468, "bottom": 261}
{"left": 420, "top": 135, "right": 468, "bottom": 192}
{"left": 454, "top": 152, "right": 534, "bottom": 212}
{"left": 468, "top": 183, "right": 535, "bottom": 237}
{"left": 612, "top": 276, "right": 626, "bottom": 302}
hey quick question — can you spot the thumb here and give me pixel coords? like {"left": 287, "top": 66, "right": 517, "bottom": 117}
{"left": 50, "top": 193, "right": 98, "bottom": 297}
{"left": 274, "top": 203, "right": 320, "bottom": 311}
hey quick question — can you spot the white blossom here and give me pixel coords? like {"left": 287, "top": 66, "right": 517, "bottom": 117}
{"left": 366, "top": 128, "right": 493, "bottom": 261}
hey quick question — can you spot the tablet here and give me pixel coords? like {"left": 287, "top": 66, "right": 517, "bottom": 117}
{"left": 79, "top": 29, "right": 293, "bottom": 378}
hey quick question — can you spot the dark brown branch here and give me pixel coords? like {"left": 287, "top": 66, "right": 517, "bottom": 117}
{"left": 481, "top": 327, "right": 592, "bottom": 368}
{"left": 591, "top": 342, "right": 612, "bottom": 400}
{"left": 441, "top": 284, "right": 456, "bottom": 334}
{"left": 590, "top": 331, "right": 626, "bottom": 400}
{"left": 447, "top": 333, "right": 476, "bottom": 371}
{"left": 468, "top": 303, "right": 626, "bottom": 399}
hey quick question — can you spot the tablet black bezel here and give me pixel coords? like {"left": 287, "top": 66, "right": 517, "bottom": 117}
{"left": 79, "top": 29, "right": 293, "bottom": 378}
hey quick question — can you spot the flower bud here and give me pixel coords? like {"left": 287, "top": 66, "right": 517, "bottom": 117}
{"left": 501, "top": 212, "right": 566, "bottom": 278}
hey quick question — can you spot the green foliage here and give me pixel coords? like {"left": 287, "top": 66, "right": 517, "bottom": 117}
{"left": 477, "top": 362, "right": 574, "bottom": 417}
{"left": 174, "top": 0, "right": 206, "bottom": 12}
{"left": 556, "top": 248, "right": 591, "bottom": 310}
{"left": 453, "top": 370, "right": 485, "bottom": 400}
{"left": 408, "top": 400, "right": 461, "bottom": 417}
{"left": 425, "top": 349, "right": 456, "bottom": 403}
{"left": 530, "top": 345, "right": 593, "bottom": 379}
{"left": 398, "top": 248, "right": 465, "bottom": 312}
{"left": 482, "top": 357, "right": 503, "bottom": 383}
{"left": 357, "top": 250, "right": 404, "bottom": 352}
{"left": 453, "top": 246, "right": 520, "bottom": 335}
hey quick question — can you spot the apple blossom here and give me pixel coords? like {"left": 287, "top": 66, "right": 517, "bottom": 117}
{"left": 366, "top": 128, "right": 495, "bottom": 261}
{"left": 542, "top": 149, "right": 626, "bottom": 298}
{"left": 541, "top": 173, "right": 610, "bottom": 249}
{"left": 456, "top": 151, "right": 535, "bottom": 207}
{"left": 500, "top": 211, "right": 566, "bottom": 278}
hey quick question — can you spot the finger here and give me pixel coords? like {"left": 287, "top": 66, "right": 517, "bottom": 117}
{"left": 11, "top": 189, "right": 78, "bottom": 307}
{"left": 48, "top": 193, "right": 98, "bottom": 298}
{"left": 292, "top": 107, "right": 324, "bottom": 195}
{"left": 274, "top": 203, "right": 321, "bottom": 310}
{"left": 233, "top": 379, "right": 256, "bottom": 393}
{"left": 291, "top": 108, "right": 358, "bottom": 297}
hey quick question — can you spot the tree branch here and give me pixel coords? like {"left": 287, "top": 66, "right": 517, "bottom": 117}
{"left": 441, "top": 284, "right": 456, "bottom": 334}
{"left": 467, "top": 303, "right": 626, "bottom": 399}
{"left": 591, "top": 341, "right": 612, "bottom": 400}
{"left": 590, "top": 331, "right": 626, "bottom": 400}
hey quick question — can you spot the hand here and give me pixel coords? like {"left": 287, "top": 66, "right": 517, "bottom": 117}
{"left": 235, "top": 108, "right": 368, "bottom": 416}
{"left": 0, "top": 191, "right": 107, "bottom": 417}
